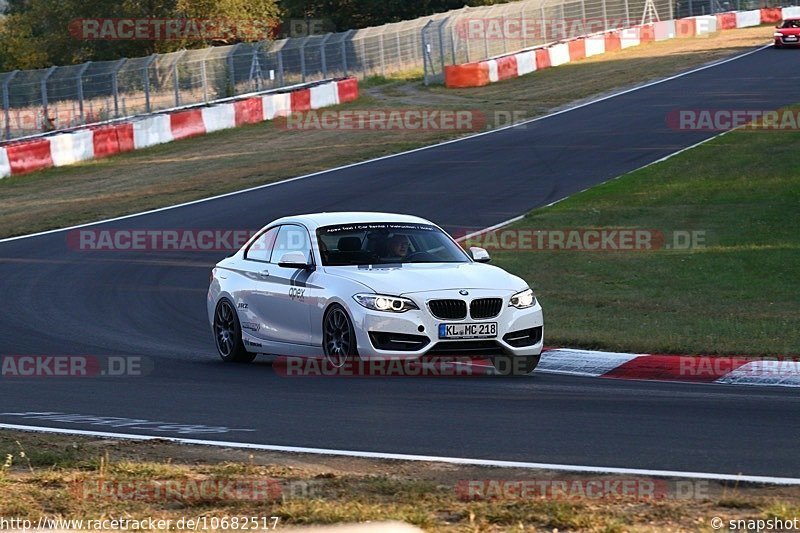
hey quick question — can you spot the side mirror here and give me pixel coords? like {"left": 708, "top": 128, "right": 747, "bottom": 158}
{"left": 470, "top": 246, "right": 491, "bottom": 263}
{"left": 278, "top": 251, "right": 312, "bottom": 269}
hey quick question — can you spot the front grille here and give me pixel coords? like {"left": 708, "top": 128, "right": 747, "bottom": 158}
{"left": 470, "top": 298, "right": 503, "bottom": 319}
{"left": 369, "top": 332, "right": 430, "bottom": 352}
{"left": 426, "top": 340, "right": 506, "bottom": 357}
{"left": 428, "top": 299, "right": 467, "bottom": 320}
{"left": 503, "top": 326, "right": 543, "bottom": 348}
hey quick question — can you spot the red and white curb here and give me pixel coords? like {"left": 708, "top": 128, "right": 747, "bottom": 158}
{"left": 536, "top": 348, "right": 800, "bottom": 388}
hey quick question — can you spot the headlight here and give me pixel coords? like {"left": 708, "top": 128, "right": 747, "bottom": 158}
{"left": 353, "top": 293, "right": 419, "bottom": 313}
{"left": 509, "top": 288, "right": 536, "bottom": 309}
{"left": 775, "top": 32, "right": 784, "bottom": 37}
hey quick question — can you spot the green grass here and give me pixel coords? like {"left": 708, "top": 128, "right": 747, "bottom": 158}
{"left": 488, "top": 129, "right": 800, "bottom": 355}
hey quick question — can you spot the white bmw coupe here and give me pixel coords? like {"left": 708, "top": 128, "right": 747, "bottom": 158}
{"left": 207, "top": 212, "right": 544, "bottom": 375}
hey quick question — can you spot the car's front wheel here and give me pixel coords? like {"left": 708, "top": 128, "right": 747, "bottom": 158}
{"left": 323, "top": 304, "right": 358, "bottom": 368}
{"left": 492, "top": 354, "right": 540, "bottom": 376}
{"left": 213, "top": 298, "right": 256, "bottom": 363}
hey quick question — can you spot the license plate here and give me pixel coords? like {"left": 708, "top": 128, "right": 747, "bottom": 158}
{"left": 439, "top": 322, "right": 497, "bottom": 339}
{"left": 786, "top": 35, "right": 797, "bottom": 40}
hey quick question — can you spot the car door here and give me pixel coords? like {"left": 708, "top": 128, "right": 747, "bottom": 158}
{"left": 248, "top": 224, "right": 314, "bottom": 347}
{"left": 238, "top": 226, "right": 279, "bottom": 342}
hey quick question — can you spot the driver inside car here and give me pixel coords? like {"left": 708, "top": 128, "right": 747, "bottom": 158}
{"left": 385, "top": 234, "right": 411, "bottom": 260}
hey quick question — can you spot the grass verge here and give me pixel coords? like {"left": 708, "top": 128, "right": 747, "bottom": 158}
{"left": 1, "top": 430, "right": 799, "bottom": 532}
{"left": 486, "top": 125, "right": 800, "bottom": 355}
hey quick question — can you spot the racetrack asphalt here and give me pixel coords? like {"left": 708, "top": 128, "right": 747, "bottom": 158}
{"left": 1, "top": 45, "right": 799, "bottom": 479}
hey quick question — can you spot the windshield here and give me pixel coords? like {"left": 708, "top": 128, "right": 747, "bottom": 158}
{"left": 782, "top": 19, "right": 800, "bottom": 28}
{"left": 317, "top": 222, "right": 470, "bottom": 266}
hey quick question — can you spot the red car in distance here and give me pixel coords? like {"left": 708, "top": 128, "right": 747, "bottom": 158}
{"left": 775, "top": 18, "right": 800, "bottom": 47}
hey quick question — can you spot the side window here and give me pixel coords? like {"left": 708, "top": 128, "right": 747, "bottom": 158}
{"left": 245, "top": 227, "right": 279, "bottom": 262}
{"left": 271, "top": 225, "right": 312, "bottom": 263}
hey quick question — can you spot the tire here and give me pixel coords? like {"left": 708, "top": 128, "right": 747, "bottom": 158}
{"left": 323, "top": 304, "right": 358, "bottom": 368}
{"left": 492, "top": 354, "right": 540, "bottom": 376}
{"left": 213, "top": 298, "right": 256, "bottom": 363}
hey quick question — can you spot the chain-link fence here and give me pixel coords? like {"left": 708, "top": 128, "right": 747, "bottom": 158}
{"left": 1, "top": 15, "right": 437, "bottom": 141}
{"left": 422, "top": 0, "right": 674, "bottom": 84}
{"left": 422, "top": 0, "right": 798, "bottom": 84}
{"left": 1, "top": 0, "right": 795, "bottom": 140}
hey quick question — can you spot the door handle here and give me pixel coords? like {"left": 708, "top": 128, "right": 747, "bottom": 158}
{"left": 258, "top": 270, "right": 270, "bottom": 278}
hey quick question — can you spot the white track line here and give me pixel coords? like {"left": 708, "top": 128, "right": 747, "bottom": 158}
{"left": 0, "top": 45, "right": 769, "bottom": 244}
{"left": 0, "top": 45, "right": 778, "bottom": 481}
{"left": 1, "top": 423, "right": 797, "bottom": 485}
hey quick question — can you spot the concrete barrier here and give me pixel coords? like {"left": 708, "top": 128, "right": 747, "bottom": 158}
{"left": 0, "top": 146, "right": 10, "bottom": 178}
{"left": 201, "top": 103, "right": 236, "bottom": 133}
{"left": 1, "top": 78, "right": 358, "bottom": 177}
{"left": 263, "top": 93, "right": 292, "bottom": 120}
{"left": 487, "top": 59, "right": 499, "bottom": 82}
{"left": 234, "top": 98, "right": 264, "bottom": 126}
{"left": 568, "top": 38, "right": 586, "bottom": 61}
{"left": 310, "top": 82, "right": 339, "bottom": 109}
{"left": 692, "top": 15, "right": 718, "bottom": 35}
{"left": 604, "top": 30, "right": 622, "bottom": 52}
{"left": 336, "top": 78, "right": 359, "bottom": 103}
{"left": 782, "top": 6, "right": 800, "bottom": 18}
{"left": 716, "top": 12, "right": 737, "bottom": 30}
{"left": 620, "top": 27, "right": 641, "bottom": 48}
{"left": 548, "top": 43, "right": 570, "bottom": 66}
{"left": 515, "top": 51, "right": 537, "bottom": 75}
{"left": 6, "top": 139, "right": 53, "bottom": 175}
{"left": 133, "top": 115, "right": 174, "bottom": 149}
{"left": 654, "top": 20, "right": 677, "bottom": 40}
{"left": 735, "top": 10, "right": 762, "bottom": 28}
{"left": 169, "top": 109, "right": 206, "bottom": 140}
{"left": 50, "top": 130, "right": 94, "bottom": 167}
{"left": 584, "top": 34, "right": 606, "bottom": 56}
{"left": 761, "top": 7, "right": 782, "bottom": 23}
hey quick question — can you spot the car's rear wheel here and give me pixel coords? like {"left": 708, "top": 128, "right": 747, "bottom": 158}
{"left": 213, "top": 298, "right": 256, "bottom": 363}
{"left": 323, "top": 304, "right": 358, "bottom": 368}
{"left": 492, "top": 354, "right": 540, "bottom": 376}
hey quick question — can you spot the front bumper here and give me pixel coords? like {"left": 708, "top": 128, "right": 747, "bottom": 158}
{"left": 348, "top": 289, "right": 544, "bottom": 359}
{"left": 775, "top": 35, "right": 800, "bottom": 46}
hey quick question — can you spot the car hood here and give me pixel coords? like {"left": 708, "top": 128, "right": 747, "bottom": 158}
{"left": 777, "top": 27, "right": 800, "bottom": 34}
{"left": 323, "top": 262, "right": 527, "bottom": 295}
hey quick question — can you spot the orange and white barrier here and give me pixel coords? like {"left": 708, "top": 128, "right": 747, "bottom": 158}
{"left": 584, "top": 34, "right": 606, "bottom": 57}
{"left": 310, "top": 83, "right": 339, "bottom": 109}
{"left": 690, "top": 16, "right": 718, "bottom": 35}
{"left": 0, "top": 78, "right": 359, "bottom": 177}
{"left": 548, "top": 43, "right": 571, "bottom": 66}
{"left": 6, "top": 139, "right": 52, "bottom": 175}
{"left": 761, "top": 7, "right": 782, "bottom": 23}
{"left": 201, "top": 103, "right": 236, "bottom": 133}
{"left": 445, "top": 9, "right": 774, "bottom": 89}
{"left": 133, "top": 115, "right": 174, "bottom": 149}
{"left": 716, "top": 12, "right": 738, "bottom": 30}
{"left": 735, "top": 10, "right": 762, "bottom": 28}
{"left": 620, "top": 27, "right": 642, "bottom": 48}
{"left": 567, "top": 39, "right": 586, "bottom": 61}
{"left": 263, "top": 93, "right": 292, "bottom": 120}
{"left": 50, "top": 130, "right": 94, "bottom": 167}
{"left": 0, "top": 146, "right": 10, "bottom": 178}
{"left": 336, "top": 77, "right": 359, "bottom": 103}
{"left": 654, "top": 20, "right": 677, "bottom": 40}
{"left": 515, "top": 51, "right": 537, "bottom": 76}
{"left": 169, "top": 109, "right": 206, "bottom": 140}
{"left": 782, "top": 6, "right": 800, "bottom": 18}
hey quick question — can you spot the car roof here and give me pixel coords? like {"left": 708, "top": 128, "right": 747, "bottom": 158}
{"left": 269, "top": 212, "right": 435, "bottom": 230}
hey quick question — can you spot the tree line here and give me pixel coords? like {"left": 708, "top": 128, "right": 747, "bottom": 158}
{"left": 0, "top": 0, "right": 508, "bottom": 71}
